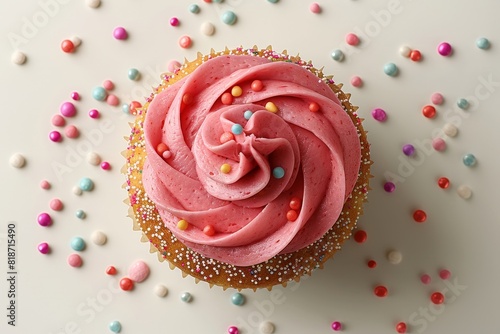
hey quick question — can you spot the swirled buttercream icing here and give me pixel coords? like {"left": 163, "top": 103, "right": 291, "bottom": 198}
{"left": 142, "top": 54, "right": 361, "bottom": 266}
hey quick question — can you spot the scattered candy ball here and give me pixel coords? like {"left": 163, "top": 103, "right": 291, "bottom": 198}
{"left": 309, "top": 102, "right": 320, "bottom": 113}
{"left": 259, "top": 321, "right": 275, "bottom": 334}
{"left": 79, "top": 177, "right": 94, "bottom": 191}
{"left": 11, "top": 50, "right": 27, "bottom": 65}
{"left": 387, "top": 250, "right": 403, "bottom": 264}
{"left": 49, "top": 198, "right": 63, "bottom": 211}
{"left": 422, "top": 105, "right": 436, "bottom": 118}
{"left": 70, "top": 236, "right": 86, "bottom": 251}
{"left": 331, "top": 321, "right": 342, "bottom": 331}
{"left": 61, "top": 39, "right": 75, "bottom": 53}
{"left": 420, "top": 274, "right": 431, "bottom": 285}
{"left": 169, "top": 17, "right": 180, "bottom": 26}
{"left": 413, "top": 209, "right": 427, "bottom": 223}
{"left": 384, "top": 182, "right": 395, "bottom": 192}
{"left": 220, "top": 163, "right": 231, "bottom": 174}
{"left": 40, "top": 180, "right": 51, "bottom": 190}
{"left": 113, "top": 27, "right": 128, "bottom": 40}
{"left": 330, "top": 49, "right": 344, "bottom": 62}
{"left": 383, "top": 62, "right": 398, "bottom": 76}
{"left": 65, "top": 125, "right": 79, "bottom": 139}
{"left": 367, "top": 259, "right": 377, "bottom": 268}
{"left": 442, "top": 123, "right": 458, "bottom": 137}
{"left": 69, "top": 36, "right": 81, "bottom": 47}
{"left": 410, "top": 49, "right": 421, "bottom": 61}
{"left": 88, "top": 109, "right": 100, "bottom": 118}
{"left": 228, "top": 326, "right": 239, "bottom": 334}
{"left": 72, "top": 186, "right": 83, "bottom": 196}
{"left": 309, "top": 2, "right": 321, "bottom": 14}
{"left": 154, "top": 284, "right": 168, "bottom": 297}
{"left": 231, "top": 292, "right": 245, "bottom": 306}
{"left": 107, "top": 94, "right": 119, "bottom": 106}
{"left": 476, "top": 37, "right": 490, "bottom": 50}
{"left": 177, "top": 219, "right": 189, "bottom": 230}
{"left": 181, "top": 292, "right": 192, "bottom": 302}
{"left": 189, "top": 4, "right": 200, "bottom": 13}
{"left": 231, "top": 85, "right": 243, "bottom": 97}
{"left": 437, "top": 177, "right": 450, "bottom": 189}
{"left": 200, "top": 21, "right": 216, "bottom": 35}
{"left": 75, "top": 209, "right": 86, "bottom": 219}
{"left": 265, "top": 101, "right": 278, "bottom": 113}
{"left": 67, "top": 253, "right": 83, "bottom": 267}
{"left": 71, "top": 92, "right": 80, "bottom": 100}
{"left": 92, "top": 86, "right": 107, "bottom": 101}
{"left": 9, "top": 153, "right": 26, "bottom": 168}
{"left": 221, "top": 11, "right": 237, "bottom": 25}
{"left": 203, "top": 224, "right": 216, "bottom": 236}
{"left": 456, "top": 98, "right": 469, "bottom": 109}
{"left": 128, "top": 260, "right": 150, "bottom": 283}
{"left": 119, "top": 277, "right": 134, "bottom": 291}
{"left": 49, "top": 130, "right": 62, "bottom": 142}
{"left": 178, "top": 35, "right": 192, "bottom": 48}
{"left": 432, "top": 138, "right": 446, "bottom": 151}
{"left": 272, "top": 167, "right": 285, "bottom": 179}
{"left": 37, "top": 212, "right": 52, "bottom": 227}
{"left": 251, "top": 80, "right": 263, "bottom": 91}
{"left": 345, "top": 33, "right": 359, "bottom": 46}
{"left": 402, "top": 144, "right": 415, "bottom": 156}
{"left": 437, "top": 42, "right": 452, "bottom": 56}
{"left": 439, "top": 269, "right": 451, "bottom": 280}
{"left": 350, "top": 75, "right": 363, "bottom": 87}
{"left": 86, "top": 0, "right": 101, "bottom": 8}
{"left": 371, "top": 108, "right": 387, "bottom": 122}
{"left": 101, "top": 162, "right": 111, "bottom": 170}
{"left": 289, "top": 197, "right": 301, "bottom": 210}
{"left": 128, "top": 68, "right": 140, "bottom": 80}
{"left": 231, "top": 123, "right": 243, "bottom": 135}
{"left": 374, "top": 285, "right": 388, "bottom": 297}
{"left": 395, "top": 322, "right": 407, "bottom": 333}
{"left": 431, "top": 92, "right": 444, "bottom": 105}
{"left": 109, "top": 320, "right": 122, "bottom": 333}
{"left": 462, "top": 153, "right": 477, "bottom": 167}
{"left": 244, "top": 110, "right": 253, "bottom": 119}
{"left": 38, "top": 242, "right": 50, "bottom": 254}
{"left": 399, "top": 45, "right": 411, "bottom": 57}
{"left": 51, "top": 114, "right": 65, "bottom": 127}
{"left": 354, "top": 230, "right": 367, "bottom": 243}
{"left": 106, "top": 266, "right": 117, "bottom": 275}
{"left": 286, "top": 210, "right": 298, "bottom": 221}
{"left": 103, "top": 80, "right": 114, "bottom": 90}
{"left": 167, "top": 60, "right": 181, "bottom": 72}
{"left": 91, "top": 230, "right": 107, "bottom": 245}
{"left": 457, "top": 185, "right": 472, "bottom": 199}
{"left": 430, "top": 292, "right": 444, "bottom": 305}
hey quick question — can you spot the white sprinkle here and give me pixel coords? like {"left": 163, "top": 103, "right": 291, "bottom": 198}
{"left": 399, "top": 45, "right": 412, "bottom": 58}
{"left": 442, "top": 123, "right": 458, "bottom": 137}
{"left": 72, "top": 186, "right": 83, "bottom": 196}
{"left": 87, "top": 151, "right": 102, "bottom": 166}
{"left": 387, "top": 250, "right": 403, "bottom": 264}
{"left": 70, "top": 36, "right": 82, "bottom": 47}
{"left": 9, "top": 153, "right": 26, "bottom": 168}
{"left": 200, "top": 22, "right": 215, "bottom": 36}
{"left": 86, "top": 0, "right": 101, "bottom": 8}
{"left": 457, "top": 185, "right": 472, "bottom": 199}
{"left": 11, "top": 51, "right": 27, "bottom": 65}
{"left": 91, "top": 230, "right": 107, "bottom": 245}
{"left": 260, "top": 321, "right": 275, "bottom": 334}
{"left": 154, "top": 284, "right": 168, "bottom": 297}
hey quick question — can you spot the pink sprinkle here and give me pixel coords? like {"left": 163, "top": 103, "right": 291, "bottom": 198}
{"left": 60, "top": 101, "right": 77, "bottom": 117}
{"left": 100, "top": 161, "right": 111, "bottom": 170}
{"left": 65, "top": 125, "right": 79, "bottom": 139}
{"left": 38, "top": 242, "right": 50, "bottom": 254}
{"left": 309, "top": 2, "right": 321, "bottom": 14}
{"left": 67, "top": 253, "right": 83, "bottom": 267}
{"left": 167, "top": 60, "right": 181, "bottom": 73}
{"left": 107, "top": 94, "right": 119, "bottom": 106}
{"left": 51, "top": 114, "right": 66, "bottom": 127}
{"left": 37, "top": 212, "right": 52, "bottom": 227}
{"left": 103, "top": 80, "right": 114, "bottom": 90}
{"left": 49, "top": 131, "right": 62, "bottom": 142}
{"left": 420, "top": 274, "right": 431, "bottom": 285}
{"left": 128, "top": 260, "right": 150, "bottom": 283}
{"left": 383, "top": 182, "right": 395, "bottom": 192}
{"left": 170, "top": 17, "right": 180, "bottom": 26}
{"left": 437, "top": 42, "right": 452, "bottom": 56}
{"left": 49, "top": 198, "right": 63, "bottom": 211}
{"left": 162, "top": 151, "right": 172, "bottom": 159}
{"left": 439, "top": 269, "right": 451, "bottom": 280}
{"left": 371, "top": 108, "right": 387, "bottom": 122}
{"left": 71, "top": 92, "right": 80, "bottom": 100}
{"left": 346, "top": 33, "right": 360, "bottom": 46}
{"left": 88, "top": 109, "right": 100, "bottom": 118}
{"left": 350, "top": 75, "right": 363, "bottom": 87}
{"left": 431, "top": 92, "right": 444, "bottom": 105}
{"left": 40, "top": 180, "right": 51, "bottom": 190}
{"left": 432, "top": 138, "right": 446, "bottom": 151}
{"left": 178, "top": 35, "right": 192, "bottom": 48}
{"left": 113, "top": 27, "right": 128, "bottom": 40}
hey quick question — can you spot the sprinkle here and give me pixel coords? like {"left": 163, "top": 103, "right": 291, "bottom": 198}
{"left": 128, "top": 260, "right": 150, "bottom": 283}
{"left": 220, "top": 163, "right": 231, "bottom": 174}
{"left": 122, "top": 104, "right": 130, "bottom": 114}
{"left": 353, "top": 230, "right": 367, "bottom": 243}
{"left": 61, "top": 39, "right": 75, "bottom": 53}
{"left": 309, "top": 102, "right": 320, "bottom": 112}
{"left": 222, "top": 92, "right": 234, "bottom": 105}
{"left": 456, "top": 98, "right": 469, "bottom": 109}
{"left": 345, "top": 33, "right": 359, "bottom": 46}
{"left": 374, "top": 285, "right": 388, "bottom": 297}
{"left": 70, "top": 237, "right": 86, "bottom": 251}
{"left": 203, "top": 225, "right": 216, "bottom": 236}
{"left": 231, "top": 124, "right": 243, "bottom": 135}
{"left": 65, "top": 125, "right": 79, "bottom": 139}
{"left": 51, "top": 114, "right": 65, "bottom": 127}
{"left": 189, "top": 4, "right": 200, "bottom": 13}
{"left": 40, "top": 180, "right": 51, "bottom": 190}
{"left": 86, "top": 0, "right": 101, "bottom": 8}
{"left": 272, "top": 167, "right": 285, "bottom": 179}
{"left": 101, "top": 162, "right": 111, "bottom": 170}
{"left": 9, "top": 153, "right": 26, "bottom": 168}
{"left": 103, "top": 80, "right": 114, "bottom": 90}
{"left": 383, "top": 63, "right": 398, "bottom": 76}
{"left": 37, "top": 213, "right": 52, "bottom": 227}
{"left": 442, "top": 123, "right": 458, "bottom": 137}
{"left": 399, "top": 45, "right": 412, "bottom": 57}
{"left": 289, "top": 197, "right": 301, "bottom": 210}
{"left": 437, "top": 177, "right": 450, "bottom": 189}
{"left": 265, "top": 101, "right": 278, "bottom": 113}
{"left": 476, "top": 37, "right": 490, "bottom": 50}
{"left": 92, "top": 86, "right": 107, "bottom": 101}
{"left": 286, "top": 210, "right": 298, "bottom": 222}
{"left": 395, "top": 322, "right": 407, "bottom": 333}
{"left": 251, "top": 80, "right": 263, "bottom": 92}
{"left": 113, "top": 27, "right": 128, "bottom": 40}
{"left": 259, "top": 321, "right": 275, "bottom": 334}
{"left": 439, "top": 269, "right": 451, "bottom": 280}
{"left": 182, "top": 93, "right": 193, "bottom": 105}
{"left": 231, "top": 292, "right": 245, "bottom": 306}
{"left": 431, "top": 92, "right": 444, "bottom": 105}
{"left": 410, "top": 50, "right": 422, "bottom": 61}
{"left": 75, "top": 209, "right": 86, "bottom": 219}
{"left": 128, "top": 68, "right": 140, "bottom": 80}
{"left": 220, "top": 132, "right": 235, "bottom": 143}
{"left": 167, "top": 60, "right": 181, "bottom": 73}
{"left": 402, "top": 144, "right": 415, "bottom": 156}
{"left": 87, "top": 152, "right": 102, "bottom": 166}
{"left": 79, "top": 177, "right": 94, "bottom": 191}
{"left": 221, "top": 11, "right": 237, "bottom": 25}
{"left": 457, "top": 185, "right": 472, "bottom": 199}
{"left": 383, "top": 182, "right": 395, "bottom": 192}
{"left": 462, "top": 153, "right": 477, "bottom": 167}
{"left": 432, "top": 138, "right": 446, "bottom": 151}
{"left": 49, "top": 131, "right": 62, "bottom": 142}
{"left": 437, "top": 42, "right": 452, "bottom": 56}
{"left": 367, "top": 260, "right": 377, "bottom": 268}
{"left": 243, "top": 110, "right": 253, "bottom": 120}
{"left": 387, "top": 250, "right": 403, "bottom": 264}
{"left": 309, "top": 2, "right": 321, "bottom": 14}
{"left": 69, "top": 36, "right": 81, "bottom": 47}
{"left": 109, "top": 320, "right": 122, "bottom": 333}
{"left": 231, "top": 86, "right": 243, "bottom": 97}
{"left": 178, "top": 35, "right": 192, "bottom": 48}
{"left": 331, "top": 321, "right": 342, "bottom": 331}
{"left": 60, "top": 102, "right": 76, "bottom": 117}
{"left": 267, "top": 0, "right": 279, "bottom": 3}
{"left": 67, "top": 254, "right": 82, "bottom": 267}
{"left": 106, "top": 266, "right": 117, "bottom": 275}
{"left": 107, "top": 94, "right": 119, "bottom": 106}
{"left": 71, "top": 92, "right": 80, "bottom": 100}
{"left": 430, "top": 292, "right": 444, "bottom": 304}
{"left": 180, "top": 292, "right": 192, "bottom": 302}
{"left": 88, "top": 109, "right": 100, "bottom": 119}
{"left": 11, "top": 50, "right": 27, "bottom": 65}
{"left": 169, "top": 17, "right": 180, "bottom": 27}
{"left": 200, "top": 22, "right": 216, "bottom": 36}
{"left": 371, "top": 108, "right": 387, "bottom": 122}
{"left": 420, "top": 274, "right": 431, "bottom": 285}
{"left": 154, "top": 284, "right": 168, "bottom": 297}
{"left": 38, "top": 242, "right": 50, "bottom": 254}
{"left": 177, "top": 219, "right": 189, "bottom": 230}
{"left": 91, "top": 230, "right": 107, "bottom": 245}
{"left": 422, "top": 105, "right": 436, "bottom": 118}
{"left": 228, "top": 326, "right": 239, "bottom": 334}
{"left": 119, "top": 277, "right": 134, "bottom": 291}
{"left": 350, "top": 76, "right": 363, "bottom": 87}
{"left": 49, "top": 198, "right": 63, "bottom": 211}
{"left": 72, "top": 187, "right": 83, "bottom": 196}
{"left": 413, "top": 209, "right": 427, "bottom": 223}
{"left": 330, "top": 49, "right": 344, "bottom": 61}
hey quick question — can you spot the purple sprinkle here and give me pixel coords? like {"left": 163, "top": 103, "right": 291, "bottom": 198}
{"left": 38, "top": 242, "right": 50, "bottom": 254}
{"left": 383, "top": 182, "right": 396, "bottom": 192}
{"left": 37, "top": 213, "right": 52, "bottom": 227}
{"left": 113, "top": 27, "right": 128, "bottom": 40}
{"left": 437, "top": 42, "right": 452, "bottom": 56}
{"left": 402, "top": 144, "right": 415, "bottom": 156}
{"left": 60, "top": 101, "right": 76, "bottom": 117}
{"left": 371, "top": 108, "right": 387, "bottom": 122}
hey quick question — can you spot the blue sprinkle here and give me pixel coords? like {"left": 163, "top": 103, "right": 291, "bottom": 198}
{"left": 267, "top": 0, "right": 279, "bottom": 3}
{"left": 79, "top": 177, "right": 94, "bottom": 191}
{"left": 231, "top": 124, "right": 243, "bottom": 135}
{"left": 109, "top": 320, "right": 122, "bottom": 333}
{"left": 71, "top": 237, "right": 86, "bottom": 252}
{"left": 384, "top": 63, "right": 398, "bottom": 77}
{"left": 476, "top": 37, "right": 490, "bottom": 50}
{"left": 243, "top": 110, "right": 253, "bottom": 120}
{"left": 92, "top": 87, "right": 107, "bottom": 101}
{"left": 221, "top": 11, "right": 237, "bottom": 25}
{"left": 457, "top": 98, "right": 469, "bottom": 109}
{"left": 188, "top": 4, "right": 200, "bottom": 13}
{"left": 128, "top": 68, "right": 140, "bottom": 80}
{"left": 272, "top": 167, "right": 285, "bottom": 179}
{"left": 231, "top": 292, "right": 245, "bottom": 306}
{"left": 75, "top": 209, "right": 86, "bottom": 219}
{"left": 330, "top": 49, "right": 344, "bottom": 62}
{"left": 181, "top": 292, "right": 192, "bottom": 302}
{"left": 121, "top": 103, "right": 130, "bottom": 114}
{"left": 463, "top": 154, "right": 477, "bottom": 167}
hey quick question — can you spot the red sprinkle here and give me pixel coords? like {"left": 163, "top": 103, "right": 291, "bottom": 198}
{"left": 374, "top": 285, "right": 388, "bottom": 297}
{"left": 286, "top": 210, "right": 298, "bottom": 222}
{"left": 422, "top": 105, "right": 436, "bottom": 118}
{"left": 157, "top": 143, "right": 168, "bottom": 155}
{"left": 413, "top": 210, "right": 427, "bottom": 223}
{"left": 289, "top": 197, "right": 302, "bottom": 210}
{"left": 367, "top": 260, "right": 377, "bottom": 268}
{"left": 353, "top": 230, "right": 367, "bottom": 243}
{"left": 220, "top": 132, "right": 235, "bottom": 144}
{"left": 120, "top": 277, "right": 134, "bottom": 291}
{"left": 309, "top": 102, "right": 320, "bottom": 112}
{"left": 410, "top": 50, "right": 422, "bottom": 61}
{"left": 106, "top": 266, "right": 117, "bottom": 275}
{"left": 395, "top": 322, "right": 407, "bottom": 333}
{"left": 437, "top": 177, "right": 450, "bottom": 189}
{"left": 251, "top": 80, "right": 263, "bottom": 92}
{"left": 203, "top": 225, "right": 216, "bottom": 236}
{"left": 430, "top": 292, "right": 444, "bottom": 304}
{"left": 221, "top": 92, "right": 233, "bottom": 105}
{"left": 61, "top": 39, "right": 75, "bottom": 53}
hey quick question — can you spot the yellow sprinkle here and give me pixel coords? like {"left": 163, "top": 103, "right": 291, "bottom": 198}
{"left": 231, "top": 86, "right": 243, "bottom": 97}
{"left": 265, "top": 101, "right": 278, "bottom": 113}
{"left": 177, "top": 219, "right": 189, "bottom": 230}
{"left": 220, "top": 163, "right": 231, "bottom": 174}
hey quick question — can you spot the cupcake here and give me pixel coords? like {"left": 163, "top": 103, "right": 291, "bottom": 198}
{"left": 124, "top": 47, "right": 371, "bottom": 290}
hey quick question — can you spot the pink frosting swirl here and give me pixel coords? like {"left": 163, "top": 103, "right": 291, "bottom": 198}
{"left": 142, "top": 55, "right": 361, "bottom": 266}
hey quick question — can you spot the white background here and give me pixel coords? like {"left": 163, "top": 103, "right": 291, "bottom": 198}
{"left": 1, "top": 0, "right": 499, "bottom": 333}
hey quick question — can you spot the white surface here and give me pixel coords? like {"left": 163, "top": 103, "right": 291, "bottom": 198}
{"left": 1, "top": 0, "right": 499, "bottom": 333}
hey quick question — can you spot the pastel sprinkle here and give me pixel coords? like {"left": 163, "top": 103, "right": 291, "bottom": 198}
{"left": 462, "top": 153, "right": 477, "bottom": 167}
{"left": 243, "top": 110, "right": 253, "bottom": 120}
{"left": 86, "top": 0, "right": 101, "bottom": 8}
{"left": 265, "top": 101, "right": 278, "bottom": 113}
{"left": 109, "top": 321, "right": 122, "bottom": 333}
{"left": 49, "top": 131, "right": 62, "bottom": 142}
{"left": 113, "top": 27, "right": 128, "bottom": 40}
{"left": 231, "top": 124, "right": 243, "bottom": 135}
{"left": 402, "top": 144, "right": 415, "bottom": 156}
{"left": 49, "top": 198, "right": 63, "bottom": 211}
{"left": 251, "top": 80, "right": 263, "bottom": 91}
{"left": 259, "top": 321, "right": 275, "bottom": 334}
{"left": 91, "top": 230, "right": 107, "bottom": 245}
{"left": 71, "top": 92, "right": 80, "bottom": 100}
{"left": 69, "top": 36, "right": 81, "bottom": 47}
{"left": 200, "top": 22, "right": 215, "bottom": 36}
{"left": 167, "top": 60, "right": 181, "bottom": 73}
{"left": 9, "top": 153, "right": 26, "bottom": 168}
{"left": 286, "top": 210, "right": 298, "bottom": 222}
{"left": 189, "top": 4, "right": 200, "bottom": 13}
{"left": 75, "top": 209, "right": 86, "bottom": 219}
{"left": 439, "top": 269, "right": 451, "bottom": 280}
{"left": 432, "top": 138, "right": 446, "bottom": 151}
{"left": 383, "top": 62, "right": 398, "bottom": 76}
{"left": 169, "top": 17, "right": 180, "bottom": 27}
{"left": 92, "top": 86, "right": 107, "bottom": 101}
{"left": 128, "top": 68, "right": 140, "bottom": 80}
{"left": 345, "top": 33, "right": 359, "bottom": 46}
{"left": 442, "top": 123, "right": 458, "bottom": 137}
{"left": 331, "top": 321, "right": 342, "bottom": 331}
{"left": 350, "top": 76, "right": 363, "bottom": 87}
{"left": 79, "top": 177, "right": 94, "bottom": 191}
{"left": 437, "top": 42, "right": 452, "bottom": 56}
{"left": 371, "top": 108, "right": 387, "bottom": 122}
{"left": 309, "top": 2, "right": 321, "bottom": 14}
{"left": 228, "top": 326, "right": 239, "bottom": 334}
{"left": 456, "top": 98, "right": 469, "bottom": 109}
{"left": 383, "top": 182, "right": 395, "bottom": 192}
{"left": 221, "top": 163, "right": 231, "bottom": 174}
{"left": 410, "top": 49, "right": 422, "bottom": 61}
{"left": 88, "top": 109, "right": 100, "bottom": 118}
{"left": 421, "top": 274, "right": 431, "bottom": 285}
{"left": 203, "top": 225, "right": 216, "bottom": 236}
{"left": 122, "top": 104, "right": 130, "bottom": 114}
{"left": 106, "top": 94, "right": 119, "bottom": 106}
{"left": 179, "top": 35, "right": 192, "bottom": 48}
{"left": 272, "top": 167, "right": 285, "bottom": 179}
{"left": 231, "top": 292, "right": 245, "bottom": 306}
{"left": 231, "top": 86, "right": 243, "bottom": 97}
{"left": 72, "top": 186, "right": 83, "bottom": 196}
{"left": 399, "top": 45, "right": 411, "bottom": 57}
{"left": 154, "top": 284, "right": 168, "bottom": 297}
{"left": 103, "top": 80, "right": 114, "bottom": 90}
{"left": 367, "top": 260, "right": 377, "bottom": 268}
{"left": 51, "top": 114, "right": 65, "bottom": 127}
{"left": 11, "top": 50, "right": 27, "bottom": 65}
{"left": 128, "top": 260, "right": 150, "bottom": 283}
{"left": 101, "top": 162, "right": 111, "bottom": 170}
{"left": 457, "top": 185, "right": 472, "bottom": 199}
{"left": 476, "top": 37, "right": 490, "bottom": 50}
{"left": 221, "top": 92, "right": 234, "bottom": 105}
{"left": 70, "top": 237, "right": 86, "bottom": 251}
{"left": 177, "top": 219, "right": 189, "bottom": 230}
{"left": 431, "top": 92, "right": 444, "bottom": 105}
{"left": 221, "top": 11, "right": 237, "bottom": 25}
{"left": 65, "top": 125, "right": 79, "bottom": 139}
{"left": 330, "top": 49, "right": 344, "bottom": 61}
{"left": 119, "top": 277, "right": 134, "bottom": 291}
{"left": 181, "top": 292, "right": 192, "bottom": 302}
{"left": 387, "top": 250, "right": 403, "bottom": 264}
{"left": 60, "top": 102, "right": 76, "bottom": 117}
{"left": 86, "top": 152, "right": 102, "bottom": 166}
{"left": 38, "top": 242, "right": 50, "bottom": 254}
{"left": 267, "top": 0, "right": 279, "bottom": 3}
{"left": 37, "top": 212, "right": 52, "bottom": 227}
{"left": 67, "top": 253, "right": 82, "bottom": 267}
{"left": 220, "top": 132, "right": 235, "bottom": 143}
{"left": 40, "top": 180, "right": 51, "bottom": 190}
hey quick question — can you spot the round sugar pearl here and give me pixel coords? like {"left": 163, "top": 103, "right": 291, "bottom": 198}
{"left": 38, "top": 242, "right": 50, "bottom": 254}
{"left": 72, "top": 186, "right": 83, "bottom": 196}
{"left": 231, "top": 124, "right": 243, "bottom": 135}
{"left": 350, "top": 76, "right": 363, "bottom": 87}
{"left": 49, "top": 198, "right": 63, "bottom": 211}
{"left": 9, "top": 153, "right": 26, "bottom": 168}
{"left": 70, "top": 36, "right": 81, "bottom": 47}
{"left": 128, "top": 260, "right": 150, "bottom": 283}
{"left": 330, "top": 49, "right": 344, "bottom": 61}
{"left": 40, "top": 180, "right": 51, "bottom": 190}
{"left": 422, "top": 105, "right": 436, "bottom": 118}
{"left": 413, "top": 209, "right": 427, "bottom": 223}
{"left": 439, "top": 269, "right": 451, "bottom": 280}
{"left": 169, "top": 17, "right": 180, "bottom": 26}
{"left": 309, "top": 2, "right": 321, "bottom": 14}
{"left": 443, "top": 123, "right": 458, "bottom": 137}
{"left": 75, "top": 209, "right": 86, "bottom": 219}
{"left": 260, "top": 321, "right": 275, "bottom": 334}
{"left": 221, "top": 11, "right": 237, "bottom": 25}
{"left": 410, "top": 49, "right": 422, "bottom": 61}
{"left": 92, "top": 86, "right": 107, "bottom": 101}
{"left": 399, "top": 45, "right": 411, "bottom": 57}
{"left": 437, "top": 42, "right": 452, "bottom": 56}
{"left": 91, "top": 230, "right": 107, "bottom": 245}
{"left": 154, "top": 284, "right": 168, "bottom": 297}
{"left": 374, "top": 285, "right": 388, "bottom": 297}
{"left": 251, "top": 80, "right": 263, "bottom": 91}
{"left": 430, "top": 292, "right": 444, "bottom": 304}
{"left": 371, "top": 108, "right": 387, "bottom": 122}
{"left": 457, "top": 185, "right": 472, "bottom": 199}
{"left": 65, "top": 125, "right": 79, "bottom": 139}
{"left": 119, "top": 277, "right": 134, "bottom": 291}
{"left": 51, "top": 114, "right": 65, "bottom": 127}
{"left": 178, "top": 35, "right": 192, "bottom": 48}
{"left": 201, "top": 22, "right": 215, "bottom": 35}
{"left": 476, "top": 37, "right": 490, "bottom": 49}
{"left": 103, "top": 80, "right": 114, "bottom": 90}
{"left": 71, "top": 92, "right": 80, "bottom": 100}
{"left": 86, "top": 0, "right": 101, "bottom": 8}
{"left": 71, "top": 237, "right": 86, "bottom": 251}
{"left": 231, "top": 292, "right": 245, "bottom": 306}
{"left": 345, "top": 33, "right": 359, "bottom": 46}
{"left": 181, "top": 292, "right": 192, "bottom": 302}
{"left": 431, "top": 92, "right": 444, "bottom": 105}
{"left": 402, "top": 144, "right": 415, "bottom": 156}
{"left": 60, "top": 102, "right": 76, "bottom": 117}
{"left": 396, "top": 322, "right": 407, "bottom": 333}
{"left": 331, "top": 321, "right": 342, "bottom": 331}
{"left": 167, "top": 60, "right": 181, "bottom": 72}
{"left": 437, "top": 177, "right": 450, "bottom": 189}
{"left": 106, "top": 266, "right": 117, "bottom": 275}
{"left": 67, "top": 254, "right": 82, "bottom": 267}
{"left": 384, "top": 63, "right": 398, "bottom": 76}
{"left": 79, "top": 177, "right": 94, "bottom": 191}
{"left": 109, "top": 321, "right": 122, "bottom": 333}
{"left": 272, "top": 167, "right": 285, "bottom": 179}
{"left": 243, "top": 110, "right": 253, "bottom": 120}
{"left": 463, "top": 154, "right": 477, "bottom": 167}
{"left": 88, "top": 109, "right": 99, "bottom": 118}
{"left": 383, "top": 182, "right": 395, "bottom": 192}
{"left": 421, "top": 274, "right": 431, "bottom": 285}
{"left": 11, "top": 50, "right": 27, "bottom": 65}
{"left": 189, "top": 4, "right": 200, "bottom": 13}
{"left": 113, "top": 27, "right": 128, "bottom": 40}
{"left": 107, "top": 94, "right": 119, "bottom": 106}
{"left": 228, "top": 326, "right": 239, "bottom": 334}
{"left": 387, "top": 250, "right": 403, "bottom": 264}
{"left": 432, "top": 138, "right": 446, "bottom": 151}
{"left": 61, "top": 39, "right": 75, "bottom": 53}
{"left": 457, "top": 98, "right": 469, "bottom": 109}
{"left": 128, "top": 68, "right": 140, "bottom": 80}
{"left": 354, "top": 230, "right": 367, "bottom": 243}
{"left": 101, "top": 162, "right": 111, "bottom": 170}
{"left": 49, "top": 131, "right": 62, "bottom": 142}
